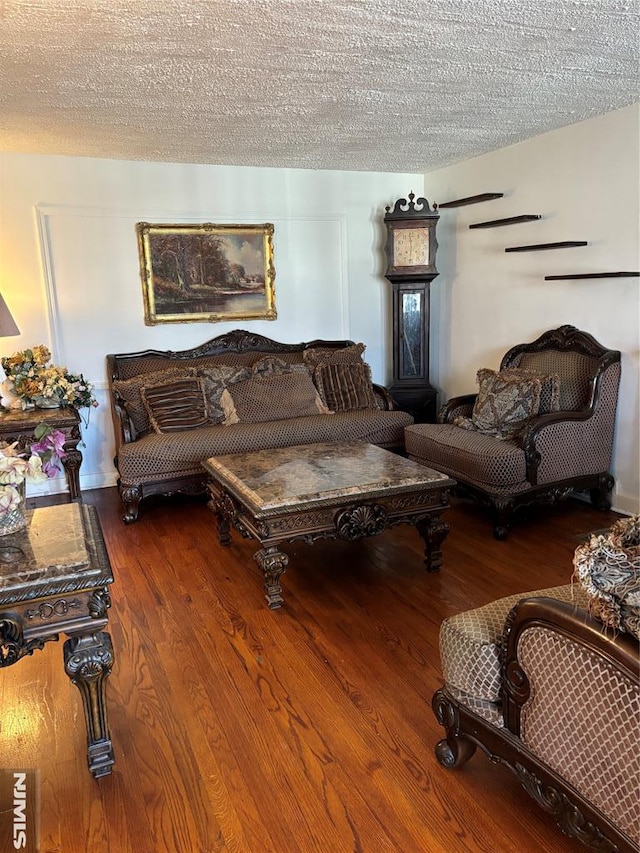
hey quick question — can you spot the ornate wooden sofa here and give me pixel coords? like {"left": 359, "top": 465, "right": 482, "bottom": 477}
{"left": 107, "top": 329, "right": 413, "bottom": 522}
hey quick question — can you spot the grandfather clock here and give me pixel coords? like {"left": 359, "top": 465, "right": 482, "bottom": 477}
{"left": 383, "top": 192, "right": 440, "bottom": 423}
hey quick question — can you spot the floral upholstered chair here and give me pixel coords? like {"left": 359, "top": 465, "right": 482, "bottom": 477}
{"left": 432, "top": 516, "right": 640, "bottom": 853}
{"left": 405, "top": 325, "right": 621, "bottom": 539}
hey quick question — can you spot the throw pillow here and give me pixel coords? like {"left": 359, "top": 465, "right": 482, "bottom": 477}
{"left": 220, "top": 372, "right": 333, "bottom": 425}
{"left": 312, "top": 362, "right": 378, "bottom": 412}
{"left": 141, "top": 377, "right": 210, "bottom": 433}
{"left": 573, "top": 515, "right": 640, "bottom": 639}
{"left": 113, "top": 367, "right": 197, "bottom": 437}
{"left": 197, "top": 365, "right": 252, "bottom": 423}
{"left": 251, "top": 355, "right": 311, "bottom": 378}
{"left": 302, "top": 342, "right": 366, "bottom": 368}
{"left": 500, "top": 367, "right": 560, "bottom": 415}
{"left": 471, "top": 368, "right": 542, "bottom": 439}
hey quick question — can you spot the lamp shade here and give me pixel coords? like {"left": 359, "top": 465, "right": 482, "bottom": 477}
{"left": 0, "top": 293, "right": 20, "bottom": 337}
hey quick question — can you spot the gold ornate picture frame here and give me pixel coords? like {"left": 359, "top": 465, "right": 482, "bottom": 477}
{"left": 136, "top": 222, "right": 276, "bottom": 325}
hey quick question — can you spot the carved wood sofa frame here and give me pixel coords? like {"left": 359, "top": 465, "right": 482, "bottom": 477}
{"left": 432, "top": 597, "right": 639, "bottom": 853}
{"left": 107, "top": 329, "right": 401, "bottom": 523}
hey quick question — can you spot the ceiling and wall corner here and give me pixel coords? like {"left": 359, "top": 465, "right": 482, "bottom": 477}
{"left": 0, "top": 0, "right": 638, "bottom": 173}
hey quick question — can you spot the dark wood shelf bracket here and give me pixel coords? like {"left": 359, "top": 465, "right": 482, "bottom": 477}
{"left": 437, "top": 193, "right": 504, "bottom": 209}
{"left": 545, "top": 272, "right": 640, "bottom": 281}
{"left": 505, "top": 241, "right": 588, "bottom": 253}
{"left": 469, "top": 215, "right": 542, "bottom": 230}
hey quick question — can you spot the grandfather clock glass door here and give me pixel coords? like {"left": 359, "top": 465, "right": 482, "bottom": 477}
{"left": 397, "top": 286, "right": 428, "bottom": 383}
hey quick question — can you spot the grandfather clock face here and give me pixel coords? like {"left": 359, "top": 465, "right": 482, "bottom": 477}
{"left": 392, "top": 227, "right": 430, "bottom": 268}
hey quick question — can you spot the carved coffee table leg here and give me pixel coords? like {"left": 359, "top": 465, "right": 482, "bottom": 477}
{"left": 416, "top": 513, "right": 451, "bottom": 572}
{"left": 207, "top": 487, "right": 233, "bottom": 545}
{"left": 254, "top": 546, "right": 289, "bottom": 609}
{"left": 63, "top": 631, "right": 115, "bottom": 778}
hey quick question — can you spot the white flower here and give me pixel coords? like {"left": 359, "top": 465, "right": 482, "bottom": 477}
{"left": 0, "top": 484, "right": 22, "bottom": 515}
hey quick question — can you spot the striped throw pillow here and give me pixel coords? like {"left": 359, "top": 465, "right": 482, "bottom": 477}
{"left": 141, "top": 378, "right": 210, "bottom": 433}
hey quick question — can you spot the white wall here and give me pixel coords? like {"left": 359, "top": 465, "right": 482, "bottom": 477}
{"left": 0, "top": 154, "right": 420, "bottom": 495}
{"left": 424, "top": 104, "right": 640, "bottom": 514}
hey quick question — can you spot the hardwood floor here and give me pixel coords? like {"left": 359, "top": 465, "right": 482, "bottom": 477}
{"left": 1, "top": 488, "right": 622, "bottom": 852}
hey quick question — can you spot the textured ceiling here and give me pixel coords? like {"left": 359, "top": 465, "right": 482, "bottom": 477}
{"left": 1, "top": 0, "right": 638, "bottom": 173}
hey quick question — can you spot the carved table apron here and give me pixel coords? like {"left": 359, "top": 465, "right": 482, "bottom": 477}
{"left": 0, "top": 503, "right": 115, "bottom": 778}
{"left": 204, "top": 441, "right": 454, "bottom": 609}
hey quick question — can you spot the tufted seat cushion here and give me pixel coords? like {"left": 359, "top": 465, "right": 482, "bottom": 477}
{"left": 439, "top": 583, "right": 591, "bottom": 726}
{"left": 405, "top": 422, "right": 529, "bottom": 493}
{"left": 117, "top": 409, "right": 414, "bottom": 483}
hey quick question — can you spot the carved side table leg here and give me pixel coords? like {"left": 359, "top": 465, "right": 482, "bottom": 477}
{"left": 416, "top": 513, "right": 451, "bottom": 572}
{"left": 64, "top": 631, "right": 115, "bottom": 778}
{"left": 254, "top": 546, "right": 289, "bottom": 609}
{"left": 62, "top": 448, "right": 83, "bottom": 501}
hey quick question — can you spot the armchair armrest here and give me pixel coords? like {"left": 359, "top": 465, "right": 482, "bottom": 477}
{"left": 500, "top": 596, "right": 639, "bottom": 850}
{"left": 439, "top": 393, "right": 476, "bottom": 424}
{"left": 111, "top": 390, "right": 136, "bottom": 447}
{"left": 371, "top": 383, "right": 396, "bottom": 410}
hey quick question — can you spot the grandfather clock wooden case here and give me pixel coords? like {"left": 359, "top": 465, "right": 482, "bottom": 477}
{"left": 383, "top": 194, "right": 440, "bottom": 423}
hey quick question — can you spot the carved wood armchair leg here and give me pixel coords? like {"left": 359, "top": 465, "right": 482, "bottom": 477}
{"left": 432, "top": 688, "right": 477, "bottom": 768}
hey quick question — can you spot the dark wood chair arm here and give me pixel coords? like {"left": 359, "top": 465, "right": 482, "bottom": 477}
{"left": 438, "top": 393, "right": 477, "bottom": 423}
{"left": 111, "top": 390, "right": 136, "bottom": 447}
{"left": 372, "top": 383, "right": 396, "bottom": 410}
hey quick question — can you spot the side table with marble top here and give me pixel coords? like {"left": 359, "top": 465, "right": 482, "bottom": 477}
{"left": 0, "top": 407, "right": 83, "bottom": 500}
{"left": 0, "top": 503, "right": 115, "bottom": 778}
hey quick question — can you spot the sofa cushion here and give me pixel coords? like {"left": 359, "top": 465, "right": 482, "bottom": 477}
{"left": 312, "top": 362, "right": 378, "bottom": 412}
{"left": 142, "top": 377, "right": 210, "bottom": 433}
{"left": 196, "top": 365, "right": 252, "bottom": 423}
{"left": 220, "top": 372, "right": 332, "bottom": 424}
{"left": 113, "top": 367, "right": 197, "bottom": 437}
{"left": 439, "top": 584, "right": 590, "bottom": 707}
{"left": 405, "top": 422, "right": 528, "bottom": 492}
{"left": 573, "top": 515, "right": 640, "bottom": 639}
{"left": 116, "top": 409, "right": 415, "bottom": 482}
{"left": 303, "top": 342, "right": 366, "bottom": 367}
{"left": 468, "top": 368, "right": 542, "bottom": 439}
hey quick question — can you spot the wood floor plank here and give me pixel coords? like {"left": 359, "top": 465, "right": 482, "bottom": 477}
{"left": 1, "top": 487, "right": 621, "bottom": 852}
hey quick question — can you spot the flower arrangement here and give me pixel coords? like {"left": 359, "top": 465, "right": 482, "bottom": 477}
{"left": 0, "top": 424, "right": 67, "bottom": 527}
{"left": 0, "top": 345, "right": 98, "bottom": 416}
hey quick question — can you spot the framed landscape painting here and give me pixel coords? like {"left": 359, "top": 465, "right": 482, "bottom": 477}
{"left": 136, "top": 222, "right": 277, "bottom": 325}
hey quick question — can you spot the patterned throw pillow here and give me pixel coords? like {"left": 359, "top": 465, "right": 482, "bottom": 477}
{"left": 470, "top": 368, "right": 542, "bottom": 439}
{"left": 251, "top": 355, "right": 311, "bottom": 378}
{"left": 220, "top": 372, "right": 333, "bottom": 425}
{"left": 113, "top": 367, "right": 197, "bottom": 437}
{"left": 499, "top": 367, "right": 560, "bottom": 415}
{"left": 573, "top": 515, "right": 640, "bottom": 639}
{"left": 141, "top": 378, "right": 210, "bottom": 433}
{"left": 312, "top": 362, "right": 378, "bottom": 412}
{"left": 302, "top": 342, "right": 366, "bottom": 368}
{"left": 197, "top": 365, "right": 252, "bottom": 423}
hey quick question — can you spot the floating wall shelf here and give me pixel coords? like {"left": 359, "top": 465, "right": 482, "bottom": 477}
{"left": 438, "top": 193, "right": 504, "bottom": 208}
{"left": 505, "top": 241, "right": 588, "bottom": 253}
{"left": 545, "top": 272, "right": 640, "bottom": 281}
{"left": 469, "top": 215, "right": 541, "bottom": 229}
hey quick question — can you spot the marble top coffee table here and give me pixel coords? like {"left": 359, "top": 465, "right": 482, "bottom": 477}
{"left": 203, "top": 441, "right": 454, "bottom": 609}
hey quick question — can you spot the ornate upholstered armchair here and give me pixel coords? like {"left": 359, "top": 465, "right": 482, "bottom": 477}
{"left": 405, "top": 325, "right": 621, "bottom": 539}
{"left": 432, "top": 516, "right": 640, "bottom": 852}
